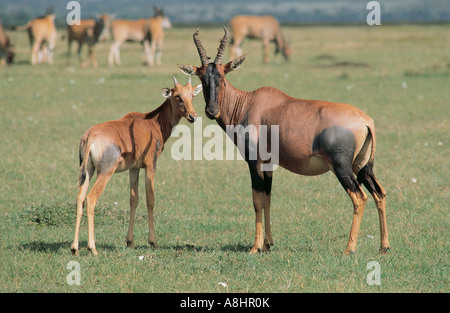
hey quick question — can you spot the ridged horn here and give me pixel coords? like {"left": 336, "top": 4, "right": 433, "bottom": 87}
{"left": 193, "top": 28, "right": 208, "bottom": 66}
{"left": 187, "top": 75, "right": 191, "bottom": 85}
{"left": 173, "top": 76, "right": 179, "bottom": 86}
{"left": 214, "top": 26, "right": 230, "bottom": 65}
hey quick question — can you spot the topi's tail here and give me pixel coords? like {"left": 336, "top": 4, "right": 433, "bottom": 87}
{"left": 78, "top": 138, "right": 92, "bottom": 187}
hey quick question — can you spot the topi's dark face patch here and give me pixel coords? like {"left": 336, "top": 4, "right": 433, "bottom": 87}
{"left": 200, "top": 64, "right": 222, "bottom": 119}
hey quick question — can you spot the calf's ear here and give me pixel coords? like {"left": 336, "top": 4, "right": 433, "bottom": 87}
{"left": 161, "top": 88, "right": 172, "bottom": 98}
{"left": 193, "top": 84, "right": 203, "bottom": 96}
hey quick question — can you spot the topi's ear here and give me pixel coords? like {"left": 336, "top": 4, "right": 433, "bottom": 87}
{"left": 178, "top": 64, "right": 197, "bottom": 76}
{"left": 161, "top": 88, "right": 172, "bottom": 98}
{"left": 224, "top": 54, "right": 247, "bottom": 74}
{"left": 193, "top": 84, "right": 202, "bottom": 96}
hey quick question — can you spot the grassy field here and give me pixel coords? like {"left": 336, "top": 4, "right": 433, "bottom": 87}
{"left": 0, "top": 24, "right": 448, "bottom": 293}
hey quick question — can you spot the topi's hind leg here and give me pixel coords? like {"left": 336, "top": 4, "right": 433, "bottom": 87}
{"left": 316, "top": 126, "right": 368, "bottom": 255}
{"left": 336, "top": 173, "right": 368, "bottom": 255}
{"left": 358, "top": 162, "right": 390, "bottom": 254}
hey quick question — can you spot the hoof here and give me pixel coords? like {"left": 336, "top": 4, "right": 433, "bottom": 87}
{"left": 87, "top": 247, "right": 98, "bottom": 256}
{"left": 379, "top": 246, "right": 390, "bottom": 254}
{"left": 149, "top": 241, "right": 159, "bottom": 249}
{"left": 70, "top": 242, "right": 78, "bottom": 256}
{"left": 249, "top": 246, "right": 271, "bottom": 254}
{"left": 343, "top": 249, "right": 355, "bottom": 256}
{"left": 126, "top": 240, "right": 135, "bottom": 249}
{"left": 249, "top": 246, "right": 261, "bottom": 254}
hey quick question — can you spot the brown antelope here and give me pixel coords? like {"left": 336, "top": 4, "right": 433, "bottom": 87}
{"left": 178, "top": 28, "right": 390, "bottom": 255}
{"left": 15, "top": 14, "right": 57, "bottom": 65}
{"left": 0, "top": 21, "right": 14, "bottom": 66}
{"left": 108, "top": 8, "right": 171, "bottom": 67}
{"left": 229, "top": 15, "right": 291, "bottom": 63}
{"left": 67, "top": 14, "right": 112, "bottom": 68}
{"left": 71, "top": 77, "right": 202, "bottom": 256}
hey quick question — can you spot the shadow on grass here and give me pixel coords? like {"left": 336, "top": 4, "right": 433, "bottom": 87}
{"left": 133, "top": 243, "right": 251, "bottom": 253}
{"left": 220, "top": 244, "right": 251, "bottom": 253}
{"left": 166, "top": 243, "right": 251, "bottom": 253}
{"left": 17, "top": 240, "right": 254, "bottom": 254}
{"left": 18, "top": 241, "right": 115, "bottom": 254}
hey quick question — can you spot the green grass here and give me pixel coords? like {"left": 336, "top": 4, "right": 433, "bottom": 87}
{"left": 0, "top": 25, "right": 448, "bottom": 292}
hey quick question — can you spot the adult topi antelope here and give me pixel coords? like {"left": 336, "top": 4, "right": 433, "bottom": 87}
{"left": 71, "top": 77, "right": 202, "bottom": 256}
{"left": 178, "top": 28, "right": 390, "bottom": 255}
{"left": 15, "top": 14, "right": 57, "bottom": 65}
{"left": 229, "top": 15, "right": 291, "bottom": 63}
{"left": 108, "top": 7, "right": 172, "bottom": 67}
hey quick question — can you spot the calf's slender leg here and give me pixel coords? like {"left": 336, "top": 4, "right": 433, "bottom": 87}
{"left": 72, "top": 154, "right": 94, "bottom": 256}
{"left": 86, "top": 171, "right": 115, "bottom": 256}
{"left": 71, "top": 167, "right": 92, "bottom": 255}
{"left": 86, "top": 146, "right": 120, "bottom": 256}
{"left": 145, "top": 167, "right": 158, "bottom": 248}
{"left": 126, "top": 168, "right": 140, "bottom": 248}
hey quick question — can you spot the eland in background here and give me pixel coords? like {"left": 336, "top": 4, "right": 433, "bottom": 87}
{"left": 15, "top": 14, "right": 57, "bottom": 65}
{"left": 108, "top": 7, "right": 171, "bottom": 67}
{"left": 66, "top": 14, "right": 113, "bottom": 68}
{"left": 229, "top": 15, "right": 291, "bottom": 63}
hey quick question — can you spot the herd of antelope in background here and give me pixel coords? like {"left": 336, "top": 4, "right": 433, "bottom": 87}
{"left": 1, "top": 6, "right": 390, "bottom": 257}
{"left": 0, "top": 7, "right": 291, "bottom": 67}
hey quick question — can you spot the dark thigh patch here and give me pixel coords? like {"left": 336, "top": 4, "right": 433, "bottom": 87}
{"left": 98, "top": 144, "right": 121, "bottom": 174}
{"left": 312, "top": 126, "right": 356, "bottom": 176}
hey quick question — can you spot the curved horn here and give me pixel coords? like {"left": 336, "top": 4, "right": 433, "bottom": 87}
{"left": 173, "top": 76, "right": 179, "bottom": 86}
{"left": 193, "top": 28, "right": 208, "bottom": 66}
{"left": 214, "top": 26, "right": 230, "bottom": 65}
